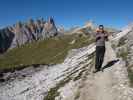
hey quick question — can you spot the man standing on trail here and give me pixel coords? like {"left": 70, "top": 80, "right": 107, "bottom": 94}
{"left": 93, "top": 25, "right": 108, "bottom": 73}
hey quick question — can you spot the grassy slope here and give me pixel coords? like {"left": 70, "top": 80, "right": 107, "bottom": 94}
{"left": 0, "top": 34, "right": 94, "bottom": 72}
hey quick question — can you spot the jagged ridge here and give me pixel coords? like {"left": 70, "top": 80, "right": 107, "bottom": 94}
{"left": 0, "top": 17, "right": 58, "bottom": 53}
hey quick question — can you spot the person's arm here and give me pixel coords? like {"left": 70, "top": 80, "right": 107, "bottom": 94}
{"left": 95, "top": 31, "right": 101, "bottom": 41}
{"left": 104, "top": 31, "right": 108, "bottom": 41}
{"left": 96, "top": 35, "right": 101, "bottom": 41}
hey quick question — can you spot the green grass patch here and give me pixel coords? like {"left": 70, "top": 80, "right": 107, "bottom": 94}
{"left": 117, "top": 37, "right": 126, "bottom": 47}
{"left": 0, "top": 34, "right": 94, "bottom": 72}
{"left": 127, "top": 66, "right": 133, "bottom": 87}
{"left": 44, "top": 74, "right": 72, "bottom": 100}
{"left": 117, "top": 49, "right": 128, "bottom": 61}
{"left": 74, "top": 91, "right": 80, "bottom": 100}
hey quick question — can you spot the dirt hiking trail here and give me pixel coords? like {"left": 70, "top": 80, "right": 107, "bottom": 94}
{"left": 78, "top": 42, "right": 132, "bottom": 100}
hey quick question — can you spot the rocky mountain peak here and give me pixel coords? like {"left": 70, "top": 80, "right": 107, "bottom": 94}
{"left": 0, "top": 17, "right": 58, "bottom": 53}
{"left": 84, "top": 20, "right": 94, "bottom": 29}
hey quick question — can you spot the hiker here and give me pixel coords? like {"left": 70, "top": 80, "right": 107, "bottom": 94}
{"left": 93, "top": 25, "right": 108, "bottom": 73}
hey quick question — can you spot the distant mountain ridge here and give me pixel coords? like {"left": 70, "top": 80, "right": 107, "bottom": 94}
{"left": 0, "top": 19, "right": 119, "bottom": 54}
{"left": 0, "top": 17, "right": 58, "bottom": 53}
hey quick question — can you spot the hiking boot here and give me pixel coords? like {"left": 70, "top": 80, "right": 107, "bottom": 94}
{"left": 93, "top": 69, "right": 100, "bottom": 73}
{"left": 101, "top": 68, "right": 104, "bottom": 72}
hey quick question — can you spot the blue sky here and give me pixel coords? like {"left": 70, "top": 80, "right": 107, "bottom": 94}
{"left": 0, "top": 0, "right": 133, "bottom": 29}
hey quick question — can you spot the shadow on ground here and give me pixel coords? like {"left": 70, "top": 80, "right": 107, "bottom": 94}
{"left": 102, "top": 59, "right": 119, "bottom": 71}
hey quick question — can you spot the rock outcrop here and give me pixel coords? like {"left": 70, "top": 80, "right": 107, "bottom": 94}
{"left": 0, "top": 43, "right": 95, "bottom": 100}
{"left": 0, "top": 28, "right": 15, "bottom": 53}
{"left": 0, "top": 17, "right": 58, "bottom": 52}
{"left": 112, "top": 23, "right": 133, "bottom": 71}
{"left": 68, "top": 21, "right": 94, "bottom": 35}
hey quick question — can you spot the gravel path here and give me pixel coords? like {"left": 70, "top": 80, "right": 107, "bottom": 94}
{"left": 78, "top": 42, "right": 133, "bottom": 100}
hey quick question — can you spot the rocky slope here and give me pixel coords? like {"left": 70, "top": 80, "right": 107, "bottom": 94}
{"left": 112, "top": 23, "right": 133, "bottom": 86}
{"left": 67, "top": 21, "right": 94, "bottom": 35}
{"left": 1, "top": 27, "right": 133, "bottom": 100}
{"left": 0, "top": 17, "right": 58, "bottom": 53}
{"left": 0, "top": 43, "right": 95, "bottom": 100}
